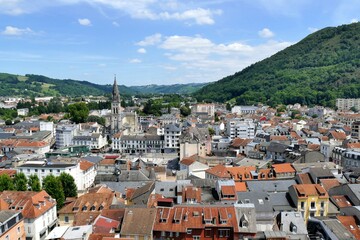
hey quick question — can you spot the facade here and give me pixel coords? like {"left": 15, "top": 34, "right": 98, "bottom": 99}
{"left": 336, "top": 98, "right": 360, "bottom": 111}
{"left": 72, "top": 134, "right": 107, "bottom": 150}
{"left": 0, "top": 191, "right": 57, "bottom": 240}
{"left": 342, "top": 150, "right": 360, "bottom": 169}
{"left": 193, "top": 103, "right": 215, "bottom": 117}
{"left": 164, "top": 124, "right": 181, "bottom": 152}
{"left": 55, "top": 124, "right": 78, "bottom": 148}
{"left": 110, "top": 76, "right": 122, "bottom": 134}
{"left": 351, "top": 121, "right": 360, "bottom": 140}
{"left": 226, "top": 119, "right": 256, "bottom": 140}
{"left": 16, "top": 159, "right": 96, "bottom": 191}
{"left": 112, "top": 134, "right": 164, "bottom": 154}
{"left": 288, "top": 184, "right": 329, "bottom": 224}
{"left": 0, "top": 211, "right": 25, "bottom": 240}
{"left": 231, "top": 106, "right": 258, "bottom": 115}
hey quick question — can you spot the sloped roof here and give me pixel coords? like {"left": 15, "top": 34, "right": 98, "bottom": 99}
{"left": 205, "top": 164, "right": 231, "bottom": 178}
{"left": 121, "top": 208, "right": 156, "bottom": 236}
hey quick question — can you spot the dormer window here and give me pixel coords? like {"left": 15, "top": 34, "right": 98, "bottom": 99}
{"left": 290, "top": 222, "right": 297, "bottom": 233}
{"left": 98, "top": 205, "right": 104, "bottom": 211}
{"left": 90, "top": 206, "right": 96, "bottom": 211}
{"left": 82, "top": 206, "right": 87, "bottom": 211}
{"left": 240, "top": 214, "right": 248, "bottom": 228}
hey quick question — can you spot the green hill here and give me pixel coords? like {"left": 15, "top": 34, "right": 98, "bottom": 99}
{"left": 0, "top": 73, "right": 136, "bottom": 97}
{"left": 129, "top": 83, "right": 207, "bottom": 94}
{"left": 194, "top": 22, "right": 360, "bottom": 107}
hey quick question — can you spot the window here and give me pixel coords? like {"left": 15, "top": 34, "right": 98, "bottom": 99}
{"left": 218, "top": 229, "right": 230, "bottom": 237}
{"left": 300, "top": 202, "right": 305, "bottom": 209}
{"left": 17, "top": 226, "right": 20, "bottom": 233}
{"left": 193, "top": 236, "right": 200, "bottom": 240}
{"left": 5, "top": 235, "right": 9, "bottom": 240}
{"left": 65, "top": 216, "right": 69, "bottom": 223}
{"left": 320, "top": 201, "right": 325, "bottom": 208}
{"left": 161, "top": 231, "right": 165, "bottom": 237}
{"left": 310, "top": 202, "right": 316, "bottom": 209}
{"left": 205, "top": 229, "right": 212, "bottom": 237}
{"left": 187, "top": 229, "right": 192, "bottom": 234}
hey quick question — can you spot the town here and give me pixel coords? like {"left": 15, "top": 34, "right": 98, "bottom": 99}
{"left": 0, "top": 78, "right": 359, "bottom": 240}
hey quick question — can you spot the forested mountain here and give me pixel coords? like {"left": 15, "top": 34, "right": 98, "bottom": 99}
{"left": 194, "top": 23, "right": 360, "bottom": 107}
{"left": 130, "top": 83, "right": 207, "bottom": 94}
{"left": 0, "top": 73, "right": 205, "bottom": 97}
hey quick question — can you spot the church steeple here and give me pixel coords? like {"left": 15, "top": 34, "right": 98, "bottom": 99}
{"left": 112, "top": 74, "right": 120, "bottom": 102}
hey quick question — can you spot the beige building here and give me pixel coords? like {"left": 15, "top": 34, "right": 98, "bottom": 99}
{"left": 336, "top": 98, "right": 360, "bottom": 111}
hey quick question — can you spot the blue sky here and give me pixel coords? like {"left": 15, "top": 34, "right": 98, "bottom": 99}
{"left": 0, "top": 0, "right": 359, "bottom": 86}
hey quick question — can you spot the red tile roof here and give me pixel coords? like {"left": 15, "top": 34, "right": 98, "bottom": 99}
{"left": 80, "top": 159, "right": 95, "bottom": 171}
{"left": 320, "top": 179, "right": 341, "bottom": 191}
{"left": 332, "top": 195, "right": 352, "bottom": 208}
{"left": 227, "top": 166, "right": 256, "bottom": 181}
{"left": 235, "top": 182, "right": 247, "bottom": 192}
{"left": 99, "top": 159, "right": 116, "bottom": 165}
{"left": 205, "top": 164, "right": 231, "bottom": 179}
{"left": 0, "top": 190, "right": 56, "bottom": 219}
{"left": 230, "top": 138, "right": 252, "bottom": 148}
{"left": 296, "top": 173, "right": 313, "bottom": 184}
{"left": 292, "top": 184, "right": 328, "bottom": 198}
{"left": 272, "top": 163, "right": 296, "bottom": 173}
{"left": 337, "top": 216, "right": 360, "bottom": 240}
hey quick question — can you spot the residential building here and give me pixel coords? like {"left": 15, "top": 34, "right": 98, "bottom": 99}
{"left": 276, "top": 212, "right": 308, "bottom": 240}
{"left": 179, "top": 156, "right": 209, "bottom": 179}
{"left": 164, "top": 124, "right": 181, "bottom": 152}
{"left": 17, "top": 108, "right": 29, "bottom": 116}
{"left": 58, "top": 190, "right": 115, "bottom": 226}
{"left": 342, "top": 150, "right": 360, "bottom": 169}
{"left": 336, "top": 98, "right": 360, "bottom": 111}
{"left": 0, "top": 210, "right": 25, "bottom": 240}
{"left": 153, "top": 204, "right": 257, "bottom": 240}
{"left": 0, "top": 191, "right": 57, "bottom": 240}
{"left": 231, "top": 106, "right": 258, "bottom": 115}
{"left": 16, "top": 159, "right": 96, "bottom": 191}
{"left": 226, "top": 119, "right": 256, "bottom": 140}
{"left": 55, "top": 124, "right": 78, "bottom": 148}
{"left": 205, "top": 164, "right": 231, "bottom": 180}
{"left": 193, "top": 103, "right": 215, "bottom": 117}
{"left": 288, "top": 184, "right": 329, "bottom": 223}
{"left": 120, "top": 208, "right": 156, "bottom": 240}
{"left": 320, "top": 140, "right": 342, "bottom": 162}
{"left": 72, "top": 133, "right": 107, "bottom": 150}
{"left": 351, "top": 121, "right": 360, "bottom": 140}
{"left": 112, "top": 134, "right": 164, "bottom": 154}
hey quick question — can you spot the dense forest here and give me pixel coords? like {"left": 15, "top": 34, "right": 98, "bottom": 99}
{"left": 194, "top": 22, "right": 360, "bottom": 107}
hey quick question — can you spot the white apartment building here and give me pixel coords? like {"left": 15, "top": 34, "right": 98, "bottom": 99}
{"left": 231, "top": 106, "right": 258, "bottom": 115}
{"left": 226, "top": 119, "right": 256, "bottom": 139}
{"left": 72, "top": 133, "right": 107, "bottom": 150}
{"left": 16, "top": 159, "right": 96, "bottom": 191}
{"left": 336, "top": 98, "right": 360, "bottom": 111}
{"left": 164, "top": 124, "right": 181, "bottom": 152}
{"left": 55, "top": 124, "right": 78, "bottom": 148}
{"left": 342, "top": 150, "right": 360, "bottom": 169}
{"left": 112, "top": 134, "right": 164, "bottom": 154}
{"left": 320, "top": 140, "right": 342, "bottom": 162}
{"left": 192, "top": 103, "right": 215, "bottom": 116}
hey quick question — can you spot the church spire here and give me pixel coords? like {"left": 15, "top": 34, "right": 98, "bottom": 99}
{"left": 112, "top": 74, "right": 120, "bottom": 102}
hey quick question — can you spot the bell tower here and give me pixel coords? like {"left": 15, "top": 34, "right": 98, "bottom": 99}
{"left": 110, "top": 75, "right": 121, "bottom": 134}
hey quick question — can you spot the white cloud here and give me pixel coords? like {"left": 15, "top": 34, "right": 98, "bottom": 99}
{"left": 112, "top": 21, "right": 119, "bottom": 27}
{"left": 137, "top": 48, "right": 147, "bottom": 54}
{"left": 142, "top": 34, "right": 292, "bottom": 82}
{"left": 258, "top": 28, "right": 274, "bottom": 38}
{"left": 308, "top": 27, "right": 319, "bottom": 33}
{"left": 350, "top": 18, "right": 359, "bottom": 23}
{"left": 1, "top": 26, "right": 33, "bottom": 36}
{"left": 0, "top": 1, "right": 221, "bottom": 25}
{"left": 78, "top": 18, "right": 91, "bottom": 26}
{"left": 137, "top": 33, "right": 162, "bottom": 46}
{"left": 130, "top": 58, "right": 142, "bottom": 63}
{"left": 159, "top": 8, "right": 222, "bottom": 25}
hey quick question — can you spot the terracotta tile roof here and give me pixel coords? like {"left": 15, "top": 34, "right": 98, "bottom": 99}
{"left": 307, "top": 144, "right": 320, "bottom": 151}
{"left": 270, "top": 135, "right": 288, "bottom": 141}
{"left": 318, "top": 128, "right": 328, "bottom": 134}
{"left": 272, "top": 163, "right": 296, "bottom": 173}
{"left": 332, "top": 195, "right": 353, "bottom": 208}
{"left": 296, "top": 173, "right": 313, "bottom": 184}
{"left": 221, "top": 185, "right": 236, "bottom": 196}
{"left": 147, "top": 194, "right": 163, "bottom": 208}
{"left": 226, "top": 166, "right": 256, "bottom": 181}
{"left": 205, "top": 164, "right": 231, "bottom": 179}
{"left": 328, "top": 130, "right": 347, "bottom": 140}
{"left": 257, "top": 169, "right": 276, "bottom": 180}
{"left": 121, "top": 208, "right": 156, "bottom": 236}
{"left": 347, "top": 142, "right": 360, "bottom": 149}
{"left": 79, "top": 159, "right": 95, "bottom": 171}
{"left": 153, "top": 206, "right": 240, "bottom": 233}
{"left": 337, "top": 216, "right": 360, "bottom": 240}
{"left": 0, "top": 190, "right": 56, "bottom": 219}
{"left": 0, "top": 169, "right": 16, "bottom": 178}
{"left": 290, "top": 131, "right": 302, "bottom": 140}
{"left": 99, "top": 159, "right": 116, "bottom": 165}
{"left": 235, "top": 182, "right": 247, "bottom": 192}
{"left": 182, "top": 186, "right": 201, "bottom": 202}
{"left": 73, "top": 212, "right": 100, "bottom": 226}
{"left": 112, "top": 132, "right": 122, "bottom": 138}
{"left": 320, "top": 179, "right": 341, "bottom": 191}
{"left": 100, "top": 209, "right": 125, "bottom": 222}
{"left": 0, "top": 198, "right": 9, "bottom": 210}
{"left": 93, "top": 216, "right": 120, "bottom": 233}
{"left": 0, "top": 139, "right": 49, "bottom": 148}
{"left": 292, "top": 184, "right": 328, "bottom": 198}
{"left": 58, "top": 192, "right": 115, "bottom": 214}
{"left": 88, "top": 185, "right": 114, "bottom": 194}
{"left": 180, "top": 157, "right": 196, "bottom": 166}
{"left": 104, "top": 155, "right": 120, "bottom": 159}
{"left": 230, "top": 138, "right": 252, "bottom": 148}
{"left": 88, "top": 233, "right": 116, "bottom": 240}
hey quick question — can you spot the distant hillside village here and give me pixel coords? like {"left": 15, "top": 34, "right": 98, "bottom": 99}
{"left": 0, "top": 79, "right": 360, "bottom": 240}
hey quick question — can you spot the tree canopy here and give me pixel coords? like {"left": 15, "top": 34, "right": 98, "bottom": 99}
{"left": 42, "top": 175, "right": 65, "bottom": 208}
{"left": 58, "top": 172, "right": 77, "bottom": 198}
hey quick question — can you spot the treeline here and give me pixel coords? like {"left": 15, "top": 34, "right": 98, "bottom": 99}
{"left": 195, "top": 23, "right": 360, "bottom": 107}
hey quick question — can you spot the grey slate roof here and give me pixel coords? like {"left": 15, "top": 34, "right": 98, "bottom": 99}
{"left": 278, "top": 212, "right": 308, "bottom": 235}
{"left": 155, "top": 181, "right": 177, "bottom": 198}
{"left": 0, "top": 210, "right": 20, "bottom": 223}
{"left": 267, "top": 142, "right": 289, "bottom": 153}
{"left": 246, "top": 180, "right": 297, "bottom": 193}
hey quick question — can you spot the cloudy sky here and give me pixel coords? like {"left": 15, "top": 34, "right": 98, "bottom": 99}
{"left": 0, "top": 0, "right": 359, "bottom": 86}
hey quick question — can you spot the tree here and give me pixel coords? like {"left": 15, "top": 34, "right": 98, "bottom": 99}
{"left": 68, "top": 102, "right": 89, "bottom": 123}
{"left": 180, "top": 105, "right": 191, "bottom": 117}
{"left": 86, "top": 115, "right": 106, "bottom": 125}
{"left": 58, "top": 172, "right": 77, "bottom": 198}
{"left": 13, "top": 173, "right": 27, "bottom": 191}
{"left": 28, "top": 174, "right": 41, "bottom": 192}
{"left": 0, "top": 174, "right": 14, "bottom": 191}
{"left": 42, "top": 175, "right": 65, "bottom": 208}
{"left": 208, "top": 127, "right": 215, "bottom": 136}
{"left": 5, "top": 119, "right": 12, "bottom": 125}
{"left": 350, "top": 106, "right": 358, "bottom": 112}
